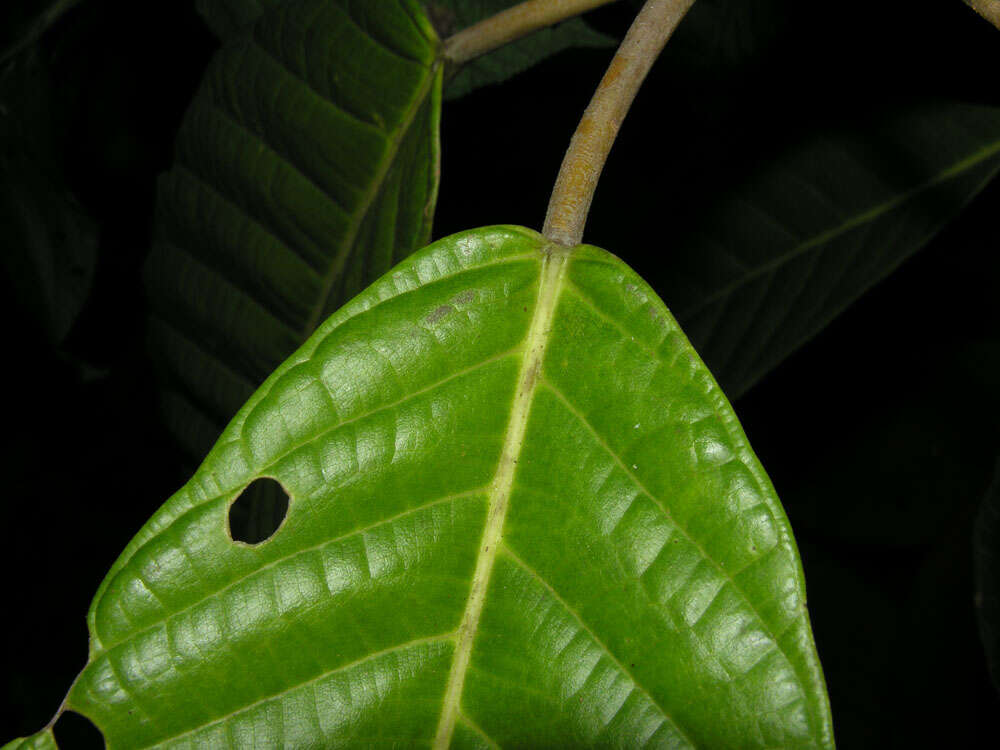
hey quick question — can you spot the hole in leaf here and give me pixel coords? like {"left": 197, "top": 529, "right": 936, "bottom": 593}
{"left": 53, "top": 710, "right": 104, "bottom": 749}
{"left": 228, "top": 477, "right": 290, "bottom": 545}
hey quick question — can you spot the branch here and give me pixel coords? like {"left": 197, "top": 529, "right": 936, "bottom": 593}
{"left": 543, "top": 0, "right": 695, "bottom": 246}
{"left": 443, "top": 0, "right": 620, "bottom": 65}
{"left": 965, "top": 0, "right": 1000, "bottom": 30}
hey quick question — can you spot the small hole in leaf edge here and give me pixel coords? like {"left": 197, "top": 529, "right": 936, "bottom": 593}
{"left": 227, "top": 476, "right": 290, "bottom": 545}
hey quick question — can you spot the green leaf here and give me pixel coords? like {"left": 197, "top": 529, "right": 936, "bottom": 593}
{"left": 60, "top": 227, "right": 830, "bottom": 747}
{"left": 146, "top": 0, "right": 443, "bottom": 458}
{"left": 194, "top": 0, "right": 283, "bottom": 39}
{"left": 0, "top": 51, "right": 97, "bottom": 345}
{"left": 652, "top": 102, "right": 1000, "bottom": 397}
{"left": 196, "top": 0, "right": 614, "bottom": 99}
{"left": 1, "top": 730, "right": 56, "bottom": 750}
{"left": 975, "top": 458, "right": 1000, "bottom": 694}
{"left": 430, "top": 0, "right": 615, "bottom": 99}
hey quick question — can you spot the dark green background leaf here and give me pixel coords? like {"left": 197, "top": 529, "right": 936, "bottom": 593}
{"left": 656, "top": 103, "right": 1000, "bottom": 398}
{"left": 147, "top": 0, "right": 443, "bottom": 459}
{"left": 196, "top": 0, "right": 614, "bottom": 98}
{"left": 194, "top": 0, "right": 283, "bottom": 39}
{"left": 0, "top": 51, "right": 97, "bottom": 345}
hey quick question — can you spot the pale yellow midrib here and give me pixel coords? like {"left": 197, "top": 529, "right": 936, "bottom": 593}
{"left": 432, "top": 247, "right": 569, "bottom": 749}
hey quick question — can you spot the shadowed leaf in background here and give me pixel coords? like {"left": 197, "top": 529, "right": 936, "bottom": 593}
{"left": 195, "top": 0, "right": 615, "bottom": 99}
{"left": 0, "top": 49, "right": 97, "bottom": 346}
{"left": 146, "top": 0, "right": 443, "bottom": 463}
{"left": 656, "top": 103, "right": 1000, "bottom": 397}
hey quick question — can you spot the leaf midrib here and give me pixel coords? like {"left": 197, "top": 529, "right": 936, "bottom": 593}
{"left": 432, "top": 244, "right": 569, "bottom": 749}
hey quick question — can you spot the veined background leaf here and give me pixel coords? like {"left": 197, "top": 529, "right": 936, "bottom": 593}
{"left": 57, "top": 227, "right": 830, "bottom": 748}
{"left": 196, "top": 0, "right": 614, "bottom": 99}
{"left": 648, "top": 102, "right": 1000, "bottom": 397}
{"left": 146, "top": 0, "right": 443, "bottom": 460}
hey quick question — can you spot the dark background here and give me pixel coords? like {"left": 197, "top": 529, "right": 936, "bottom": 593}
{"left": 3, "top": 0, "right": 999, "bottom": 746}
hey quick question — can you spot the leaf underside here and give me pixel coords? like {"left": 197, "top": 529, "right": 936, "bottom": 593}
{"left": 67, "top": 227, "right": 832, "bottom": 748}
{"left": 146, "top": 0, "right": 443, "bottom": 459}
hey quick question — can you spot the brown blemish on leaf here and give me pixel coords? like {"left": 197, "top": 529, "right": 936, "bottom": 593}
{"left": 451, "top": 290, "right": 476, "bottom": 305}
{"left": 425, "top": 304, "right": 454, "bottom": 324}
{"left": 523, "top": 360, "right": 542, "bottom": 392}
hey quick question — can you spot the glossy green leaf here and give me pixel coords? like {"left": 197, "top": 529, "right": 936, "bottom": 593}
{"left": 650, "top": 102, "right": 1000, "bottom": 397}
{"left": 58, "top": 227, "right": 829, "bottom": 747}
{"left": 146, "top": 0, "right": 443, "bottom": 458}
{"left": 975, "top": 458, "right": 1000, "bottom": 694}
{"left": 430, "top": 0, "right": 614, "bottom": 99}
{"left": 1, "top": 730, "right": 57, "bottom": 750}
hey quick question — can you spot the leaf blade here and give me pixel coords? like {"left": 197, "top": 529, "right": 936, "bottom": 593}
{"left": 1, "top": 730, "right": 57, "bottom": 750}
{"left": 147, "top": 0, "right": 444, "bottom": 458}
{"left": 195, "top": 0, "right": 615, "bottom": 98}
{"left": 70, "top": 227, "right": 832, "bottom": 747}
{"left": 654, "top": 102, "right": 1000, "bottom": 397}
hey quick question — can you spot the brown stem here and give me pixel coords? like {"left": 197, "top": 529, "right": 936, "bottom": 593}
{"left": 543, "top": 0, "right": 695, "bottom": 246}
{"left": 964, "top": 0, "right": 1000, "bottom": 30}
{"left": 443, "top": 0, "right": 620, "bottom": 65}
